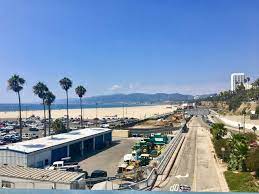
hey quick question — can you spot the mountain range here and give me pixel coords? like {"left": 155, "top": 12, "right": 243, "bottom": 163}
{"left": 56, "top": 93, "right": 217, "bottom": 105}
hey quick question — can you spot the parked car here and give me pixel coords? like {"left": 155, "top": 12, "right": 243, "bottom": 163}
{"left": 22, "top": 133, "right": 32, "bottom": 140}
{"left": 0, "top": 140, "right": 6, "bottom": 145}
{"left": 91, "top": 170, "right": 107, "bottom": 178}
{"left": 29, "top": 127, "right": 39, "bottom": 132}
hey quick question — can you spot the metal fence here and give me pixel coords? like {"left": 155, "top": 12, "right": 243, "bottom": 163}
{"left": 125, "top": 122, "right": 185, "bottom": 190}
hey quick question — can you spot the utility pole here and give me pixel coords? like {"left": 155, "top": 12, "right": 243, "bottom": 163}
{"left": 125, "top": 104, "right": 127, "bottom": 118}
{"left": 243, "top": 113, "right": 246, "bottom": 133}
{"left": 95, "top": 102, "right": 98, "bottom": 127}
{"left": 25, "top": 106, "right": 28, "bottom": 120}
{"left": 122, "top": 104, "right": 125, "bottom": 118}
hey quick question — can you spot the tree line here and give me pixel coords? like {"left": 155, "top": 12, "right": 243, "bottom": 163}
{"left": 7, "top": 74, "right": 87, "bottom": 138}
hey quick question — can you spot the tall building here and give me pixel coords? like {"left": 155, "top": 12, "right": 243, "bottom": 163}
{"left": 231, "top": 73, "right": 245, "bottom": 91}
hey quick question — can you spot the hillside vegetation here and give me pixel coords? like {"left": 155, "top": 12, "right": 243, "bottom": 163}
{"left": 200, "top": 78, "right": 259, "bottom": 114}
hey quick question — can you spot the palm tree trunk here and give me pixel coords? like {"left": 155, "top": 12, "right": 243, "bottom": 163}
{"left": 48, "top": 105, "right": 51, "bottom": 136}
{"left": 43, "top": 99, "right": 46, "bottom": 137}
{"left": 66, "top": 90, "right": 69, "bottom": 132}
{"left": 80, "top": 97, "right": 83, "bottom": 128}
{"left": 18, "top": 91, "right": 22, "bottom": 139}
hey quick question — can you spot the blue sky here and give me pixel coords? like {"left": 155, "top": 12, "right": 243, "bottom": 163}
{"left": 0, "top": 0, "right": 258, "bottom": 103}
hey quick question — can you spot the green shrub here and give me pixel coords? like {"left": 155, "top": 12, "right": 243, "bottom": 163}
{"left": 243, "top": 132, "right": 257, "bottom": 144}
{"left": 213, "top": 138, "right": 231, "bottom": 162}
{"left": 256, "top": 105, "right": 259, "bottom": 115}
{"left": 245, "top": 147, "right": 259, "bottom": 177}
{"left": 211, "top": 123, "right": 227, "bottom": 140}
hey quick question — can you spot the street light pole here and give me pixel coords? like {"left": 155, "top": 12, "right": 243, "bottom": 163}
{"left": 95, "top": 102, "right": 98, "bottom": 127}
{"left": 243, "top": 113, "right": 246, "bottom": 133}
{"left": 122, "top": 104, "right": 125, "bottom": 118}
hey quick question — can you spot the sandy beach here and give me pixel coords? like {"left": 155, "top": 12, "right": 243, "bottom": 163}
{"left": 0, "top": 105, "right": 176, "bottom": 120}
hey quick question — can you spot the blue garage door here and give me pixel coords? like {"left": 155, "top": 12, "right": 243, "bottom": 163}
{"left": 104, "top": 132, "right": 112, "bottom": 143}
{"left": 95, "top": 135, "right": 104, "bottom": 150}
{"left": 69, "top": 142, "right": 82, "bottom": 159}
{"left": 83, "top": 138, "right": 94, "bottom": 155}
{"left": 51, "top": 146, "right": 67, "bottom": 163}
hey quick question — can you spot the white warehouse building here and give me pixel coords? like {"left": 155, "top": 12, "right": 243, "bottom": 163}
{"left": 0, "top": 128, "right": 112, "bottom": 168}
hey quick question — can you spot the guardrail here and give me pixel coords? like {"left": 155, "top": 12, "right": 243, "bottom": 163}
{"left": 124, "top": 122, "right": 185, "bottom": 190}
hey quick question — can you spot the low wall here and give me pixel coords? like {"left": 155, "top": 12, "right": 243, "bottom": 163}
{"left": 112, "top": 130, "right": 129, "bottom": 138}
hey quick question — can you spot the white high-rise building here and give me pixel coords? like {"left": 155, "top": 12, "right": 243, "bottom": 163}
{"left": 231, "top": 73, "right": 245, "bottom": 91}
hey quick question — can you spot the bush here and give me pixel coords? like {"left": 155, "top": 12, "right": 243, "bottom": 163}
{"left": 243, "top": 132, "right": 257, "bottom": 144}
{"left": 52, "top": 119, "right": 66, "bottom": 134}
{"left": 256, "top": 105, "right": 259, "bottom": 115}
{"left": 245, "top": 147, "right": 259, "bottom": 177}
{"left": 211, "top": 123, "right": 227, "bottom": 140}
{"left": 213, "top": 138, "right": 231, "bottom": 162}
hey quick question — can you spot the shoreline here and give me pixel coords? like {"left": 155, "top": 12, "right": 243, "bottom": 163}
{"left": 0, "top": 104, "right": 176, "bottom": 120}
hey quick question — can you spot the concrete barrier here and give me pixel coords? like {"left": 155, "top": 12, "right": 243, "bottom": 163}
{"left": 112, "top": 130, "right": 129, "bottom": 138}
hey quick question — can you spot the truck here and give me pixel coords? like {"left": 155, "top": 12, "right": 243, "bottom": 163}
{"left": 48, "top": 160, "right": 80, "bottom": 172}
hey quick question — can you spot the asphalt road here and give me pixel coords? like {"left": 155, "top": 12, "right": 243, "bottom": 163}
{"left": 162, "top": 117, "right": 223, "bottom": 192}
{"left": 79, "top": 137, "right": 137, "bottom": 177}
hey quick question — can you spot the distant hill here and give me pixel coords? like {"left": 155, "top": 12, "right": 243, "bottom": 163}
{"left": 56, "top": 93, "right": 195, "bottom": 104}
{"left": 194, "top": 93, "right": 217, "bottom": 100}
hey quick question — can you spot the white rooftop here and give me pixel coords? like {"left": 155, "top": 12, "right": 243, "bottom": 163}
{"left": 0, "top": 128, "right": 111, "bottom": 154}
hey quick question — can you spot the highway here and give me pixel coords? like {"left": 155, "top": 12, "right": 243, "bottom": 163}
{"left": 161, "top": 116, "right": 227, "bottom": 192}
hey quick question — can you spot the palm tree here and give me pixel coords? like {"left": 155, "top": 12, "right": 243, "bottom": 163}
{"left": 75, "top": 86, "right": 87, "bottom": 128}
{"left": 44, "top": 91, "right": 56, "bottom": 136}
{"left": 7, "top": 74, "right": 25, "bottom": 138}
{"left": 228, "top": 133, "right": 248, "bottom": 171}
{"left": 59, "top": 77, "right": 72, "bottom": 131}
{"left": 33, "top": 82, "right": 49, "bottom": 137}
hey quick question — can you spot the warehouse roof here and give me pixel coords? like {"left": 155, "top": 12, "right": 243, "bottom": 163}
{"left": 0, "top": 128, "right": 111, "bottom": 154}
{"left": 0, "top": 165, "right": 84, "bottom": 183}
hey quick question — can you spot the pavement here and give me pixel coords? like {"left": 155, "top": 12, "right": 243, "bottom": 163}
{"left": 161, "top": 116, "right": 228, "bottom": 192}
{"left": 209, "top": 114, "right": 259, "bottom": 136}
{"left": 79, "top": 137, "right": 137, "bottom": 177}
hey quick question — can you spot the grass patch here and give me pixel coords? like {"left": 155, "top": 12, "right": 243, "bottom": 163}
{"left": 224, "top": 171, "right": 259, "bottom": 192}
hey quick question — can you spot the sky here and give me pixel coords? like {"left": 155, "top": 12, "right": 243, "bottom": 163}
{"left": 0, "top": 0, "right": 259, "bottom": 103}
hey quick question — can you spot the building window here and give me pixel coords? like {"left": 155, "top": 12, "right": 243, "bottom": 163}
{"left": 2, "top": 181, "right": 13, "bottom": 188}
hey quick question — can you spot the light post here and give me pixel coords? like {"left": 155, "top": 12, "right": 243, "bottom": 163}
{"left": 122, "top": 104, "right": 125, "bottom": 119}
{"left": 95, "top": 102, "right": 98, "bottom": 127}
{"left": 243, "top": 113, "right": 246, "bottom": 133}
{"left": 221, "top": 147, "right": 225, "bottom": 162}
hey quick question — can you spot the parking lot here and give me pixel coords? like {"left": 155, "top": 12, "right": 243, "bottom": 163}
{"left": 79, "top": 137, "right": 138, "bottom": 177}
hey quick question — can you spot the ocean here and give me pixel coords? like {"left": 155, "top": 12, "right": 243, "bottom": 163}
{"left": 0, "top": 103, "right": 148, "bottom": 112}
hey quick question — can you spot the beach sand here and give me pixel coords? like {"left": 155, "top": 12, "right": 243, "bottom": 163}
{"left": 0, "top": 105, "right": 176, "bottom": 120}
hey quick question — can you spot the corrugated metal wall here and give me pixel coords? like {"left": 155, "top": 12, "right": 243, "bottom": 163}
{"left": 0, "top": 150, "right": 27, "bottom": 166}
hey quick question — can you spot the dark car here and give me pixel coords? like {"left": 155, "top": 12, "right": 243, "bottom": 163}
{"left": 91, "top": 170, "right": 107, "bottom": 178}
{"left": 0, "top": 140, "right": 6, "bottom": 145}
{"left": 29, "top": 127, "right": 39, "bottom": 131}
